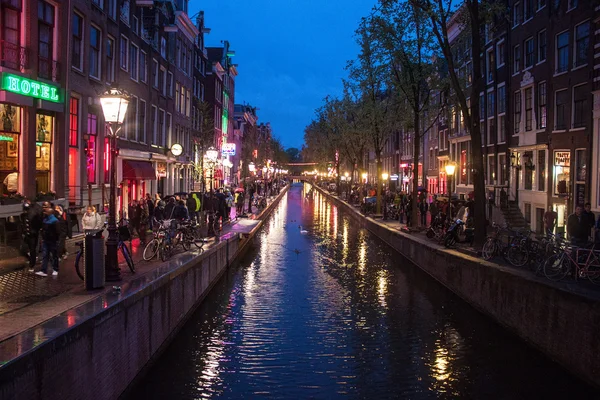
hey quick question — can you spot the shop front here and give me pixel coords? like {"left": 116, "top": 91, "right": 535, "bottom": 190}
{"left": 551, "top": 149, "right": 587, "bottom": 235}
{"left": 121, "top": 160, "right": 156, "bottom": 216}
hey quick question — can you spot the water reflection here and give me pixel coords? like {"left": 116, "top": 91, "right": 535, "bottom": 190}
{"left": 131, "top": 184, "right": 599, "bottom": 400}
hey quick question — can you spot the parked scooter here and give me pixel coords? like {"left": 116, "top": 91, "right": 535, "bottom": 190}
{"left": 443, "top": 219, "right": 475, "bottom": 248}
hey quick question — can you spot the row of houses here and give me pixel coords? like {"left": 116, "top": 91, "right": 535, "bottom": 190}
{"left": 371, "top": 0, "right": 599, "bottom": 234}
{"left": 0, "top": 0, "right": 271, "bottom": 222}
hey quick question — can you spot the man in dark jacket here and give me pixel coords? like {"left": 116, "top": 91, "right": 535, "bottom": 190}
{"left": 54, "top": 204, "right": 71, "bottom": 260}
{"left": 22, "top": 199, "right": 43, "bottom": 272}
{"left": 173, "top": 200, "right": 189, "bottom": 220}
{"left": 164, "top": 197, "right": 176, "bottom": 219}
{"left": 146, "top": 193, "right": 155, "bottom": 219}
{"left": 186, "top": 195, "right": 196, "bottom": 222}
{"left": 35, "top": 203, "right": 60, "bottom": 277}
{"left": 153, "top": 201, "right": 166, "bottom": 224}
{"left": 215, "top": 189, "right": 227, "bottom": 225}
{"left": 568, "top": 205, "right": 589, "bottom": 245}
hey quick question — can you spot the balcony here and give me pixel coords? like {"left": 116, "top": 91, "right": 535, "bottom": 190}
{"left": 0, "top": 40, "right": 29, "bottom": 71}
{"left": 38, "top": 56, "right": 60, "bottom": 82}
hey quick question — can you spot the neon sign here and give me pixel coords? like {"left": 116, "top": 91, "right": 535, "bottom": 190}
{"left": 0, "top": 135, "right": 14, "bottom": 142}
{"left": 222, "top": 143, "right": 236, "bottom": 156}
{"left": 1, "top": 73, "right": 61, "bottom": 103}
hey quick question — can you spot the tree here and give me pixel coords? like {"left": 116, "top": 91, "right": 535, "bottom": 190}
{"left": 347, "top": 23, "right": 397, "bottom": 214}
{"left": 411, "top": 0, "right": 488, "bottom": 243}
{"left": 368, "top": 0, "right": 445, "bottom": 226}
{"left": 285, "top": 147, "right": 301, "bottom": 163}
{"left": 192, "top": 100, "right": 215, "bottom": 193}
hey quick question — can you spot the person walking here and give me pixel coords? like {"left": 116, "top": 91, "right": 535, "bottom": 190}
{"left": 543, "top": 206, "right": 557, "bottom": 236}
{"left": 583, "top": 202, "right": 595, "bottom": 240}
{"left": 567, "top": 205, "right": 588, "bottom": 245}
{"left": 419, "top": 200, "right": 428, "bottom": 226}
{"left": 82, "top": 206, "right": 103, "bottom": 231}
{"left": 22, "top": 199, "right": 43, "bottom": 272}
{"left": 139, "top": 201, "right": 149, "bottom": 245}
{"left": 225, "top": 190, "right": 234, "bottom": 220}
{"left": 146, "top": 193, "right": 155, "bottom": 221}
{"left": 186, "top": 194, "right": 197, "bottom": 223}
{"left": 54, "top": 205, "right": 71, "bottom": 260}
{"left": 35, "top": 203, "right": 60, "bottom": 277}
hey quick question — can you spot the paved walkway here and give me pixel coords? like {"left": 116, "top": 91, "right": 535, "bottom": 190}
{"left": 0, "top": 195, "right": 276, "bottom": 345}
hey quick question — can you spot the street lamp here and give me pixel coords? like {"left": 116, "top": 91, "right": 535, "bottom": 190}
{"left": 445, "top": 163, "right": 456, "bottom": 197}
{"left": 248, "top": 162, "right": 255, "bottom": 173}
{"left": 362, "top": 172, "right": 368, "bottom": 183}
{"left": 205, "top": 146, "right": 218, "bottom": 192}
{"left": 100, "top": 87, "right": 129, "bottom": 282}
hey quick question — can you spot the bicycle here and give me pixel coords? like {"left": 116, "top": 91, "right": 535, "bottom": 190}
{"left": 74, "top": 227, "right": 135, "bottom": 280}
{"left": 543, "top": 242, "right": 600, "bottom": 284}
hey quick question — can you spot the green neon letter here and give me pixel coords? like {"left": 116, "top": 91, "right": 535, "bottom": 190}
{"left": 50, "top": 87, "right": 59, "bottom": 101}
{"left": 31, "top": 82, "right": 41, "bottom": 96}
{"left": 41, "top": 85, "right": 49, "bottom": 99}
{"left": 7, "top": 76, "right": 19, "bottom": 91}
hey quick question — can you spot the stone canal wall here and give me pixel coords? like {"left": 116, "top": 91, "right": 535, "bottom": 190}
{"left": 316, "top": 186, "right": 600, "bottom": 388}
{"left": 0, "top": 187, "right": 289, "bottom": 400}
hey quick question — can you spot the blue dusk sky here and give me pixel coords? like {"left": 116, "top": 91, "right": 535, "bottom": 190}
{"left": 190, "top": 0, "right": 376, "bottom": 150}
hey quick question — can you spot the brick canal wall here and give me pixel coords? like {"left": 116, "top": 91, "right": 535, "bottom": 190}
{"left": 316, "top": 186, "right": 600, "bottom": 388}
{"left": 0, "top": 187, "right": 289, "bottom": 400}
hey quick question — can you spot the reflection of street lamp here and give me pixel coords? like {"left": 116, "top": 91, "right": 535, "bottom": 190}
{"left": 205, "top": 146, "right": 218, "bottom": 192}
{"left": 100, "top": 87, "right": 129, "bottom": 282}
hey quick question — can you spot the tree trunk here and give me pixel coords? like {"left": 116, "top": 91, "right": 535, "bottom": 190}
{"left": 376, "top": 155, "right": 383, "bottom": 214}
{"left": 412, "top": 116, "right": 420, "bottom": 227}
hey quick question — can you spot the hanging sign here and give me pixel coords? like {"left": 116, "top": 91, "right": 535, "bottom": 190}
{"left": 1, "top": 73, "right": 61, "bottom": 103}
{"left": 554, "top": 151, "right": 570, "bottom": 166}
{"left": 390, "top": 174, "right": 399, "bottom": 181}
{"left": 222, "top": 143, "right": 236, "bottom": 156}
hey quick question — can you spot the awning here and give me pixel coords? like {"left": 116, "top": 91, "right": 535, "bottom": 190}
{"left": 122, "top": 160, "right": 156, "bottom": 180}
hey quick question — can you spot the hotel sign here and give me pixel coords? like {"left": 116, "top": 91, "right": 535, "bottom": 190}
{"left": 1, "top": 73, "right": 61, "bottom": 103}
{"left": 222, "top": 143, "right": 236, "bottom": 156}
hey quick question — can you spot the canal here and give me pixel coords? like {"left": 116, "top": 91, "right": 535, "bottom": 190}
{"left": 129, "top": 183, "right": 598, "bottom": 399}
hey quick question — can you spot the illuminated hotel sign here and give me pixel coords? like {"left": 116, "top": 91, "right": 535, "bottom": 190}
{"left": 222, "top": 143, "right": 236, "bottom": 156}
{"left": 1, "top": 73, "right": 61, "bottom": 103}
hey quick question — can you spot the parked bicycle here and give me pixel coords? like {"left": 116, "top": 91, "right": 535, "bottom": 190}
{"left": 74, "top": 225, "right": 135, "bottom": 280}
{"left": 543, "top": 243, "right": 600, "bottom": 284}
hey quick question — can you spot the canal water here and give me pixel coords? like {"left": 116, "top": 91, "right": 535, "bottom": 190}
{"left": 129, "top": 184, "right": 598, "bottom": 399}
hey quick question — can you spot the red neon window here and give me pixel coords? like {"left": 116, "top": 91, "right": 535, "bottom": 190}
{"left": 69, "top": 97, "right": 78, "bottom": 147}
{"left": 87, "top": 113, "right": 97, "bottom": 183}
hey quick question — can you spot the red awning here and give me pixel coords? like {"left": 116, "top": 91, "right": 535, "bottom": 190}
{"left": 122, "top": 160, "right": 156, "bottom": 180}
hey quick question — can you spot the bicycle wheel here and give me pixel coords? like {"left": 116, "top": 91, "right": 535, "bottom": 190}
{"left": 143, "top": 239, "right": 159, "bottom": 261}
{"left": 507, "top": 243, "right": 528, "bottom": 267}
{"left": 181, "top": 232, "right": 190, "bottom": 251}
{"left": 75, "top": 251, "right": 84, "bottom": 280}
{"left": 481, "top": 238, "right": 497, "bottom": 260}
{"left": 160, "top": 242, "right": 171, "bottom": 262}
{"left": 543, "top": 253, "right": 570, "bottom": 281}
{"left": 190, "top": 228, "right": 205, "bottom": 250}
{"left": 121, "top": 243, "right": 135, "bottom": 273}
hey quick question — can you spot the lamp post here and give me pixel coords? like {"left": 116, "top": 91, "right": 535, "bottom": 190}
{"left": 362, "top": 172, "right": 368, "bottom": 184}
{"left": 100, "top": 87, "right": 129, "bottom": 282}
{"left": 445, "top": 163, "right": 456, "bottom": 221}
{"left": 205, "top": 146, "right": 218, "bottom": 192}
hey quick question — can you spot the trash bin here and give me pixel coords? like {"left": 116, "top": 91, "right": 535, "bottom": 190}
{"left": 84, "top": 231, "right": 105, "bottom": 290}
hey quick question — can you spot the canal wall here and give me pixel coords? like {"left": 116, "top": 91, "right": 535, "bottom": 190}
{"left": 0, "top": 187, "right": 289, "bottom": 400}
{"left": 316, "top": 186, "right": 600, "bottom": 388}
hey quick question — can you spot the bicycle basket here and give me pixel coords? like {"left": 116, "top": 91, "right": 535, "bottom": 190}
{"left": 118, "top": 226, "right": 131, "bottom": 241}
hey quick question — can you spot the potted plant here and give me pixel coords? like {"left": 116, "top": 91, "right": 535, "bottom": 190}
{"left": 1, "top": 192, "right": 24, "bottom": 205}
{"left": 36, "top": 191, "right": 56, "bottom": 201}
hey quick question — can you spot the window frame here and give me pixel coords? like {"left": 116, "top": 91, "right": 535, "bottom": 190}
{"left": 120, "top": 35, "right": 129, "bottom": 72}
{"left": 525, "top": 37, "right": 534, "bottom": 69}
{"left": 89, "top": 24, "right": 101, "bottom": 80}
{"left": 139, "top": 50, "right": 147, "bottom": 83}
{"left": 71, "top": 12, "right": 84, "bottom": 71}
{"left": 572, "top": 84, "right": 588, "bottom": 129}
{"left": 537, "top": 30, "right": 546, "bottom": 64}
{"left": 129, "top": 42, "right": 139, "bottom": 81}
{"left": 554, "top": 88, "right": 568, "bottom": 131}
{"left": 106, "top": 36, "right": 115, "bottom": 83}
{"left": 513, "top": 44, "right": 521, "bottom": 75}
{"left": 514, "top": 90, "right": 522, "bottom": 134}
{"left": 496, "top": 40, "right": 505, "bottom": 68}
{"left": 574, "top": 20, "right": 590, "bottom": 68}
{"left": 555, "top": 30, "right": 569, "bottom": 75}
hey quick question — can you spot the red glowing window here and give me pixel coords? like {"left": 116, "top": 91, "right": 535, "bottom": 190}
{"left": 69, "top": 97, "right": 78, "bottom": 147}
{"left": 86, "top": 113, "right": 97, "bottom": 183}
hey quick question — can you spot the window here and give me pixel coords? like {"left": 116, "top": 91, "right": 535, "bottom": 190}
{"left": 120, "top": 36, "right": 128, "bottom": 71}
{"left": 159, "top": 110, "right": 165, "bottom": 147}
{"left": 38, "top": 1, "right": 55, "bottom": 81}
{"left": 166, "top": 113, "right": 172, "bottom": 146}
{"left": 538, "top": 150, "right": 545, "bottom": 192}
{"left": 538, "top": 82, "right": 547, "bottom": 128}
{"left": 152, "top": 59, "right": 159, "bottom": 88}
{"left": 525, "top": 37, "right": 534, "bottom": 68}
{"left": 487, "top": 50, "right": 494, "bottom": 82}
{"left": 107, "top": 0, "right": 117, "bottom": 19}
{"left": 130, "top": 44, "right": 138, "bottom": 81}
{"left": 87, "top": 113, "right": 98, "bottom": 183}
{"left": 568, "top": 0, "right": 578, "bottom": 10}
{"left": 513, "top": 2, "right": 521, "bottom": 27}
{"left": 555, "top": 89, "right": 568, "bottom": 130}
{"left": 499, "top": 153, "right": 507, "bottom": 184}
{"left": 186, "top": 90, "right": 191, "bottom": 117}
{"left": 126, "top": 96, "right": 137, "bottom": 140}
{"left": 132, "top": 16, "right": 138, "bottom": 35}
{"left": 106, "top": 37, "right": 115, "bottom": 83}
{"left": 537, "top": 0, "right": 546, "bottom": 10}
{"left": 139, "top": 100, "right": 146, "bottom": 142}
{"left": 488, "top": 155, "right": 496, "bottom": 183}
{"left": 498, "top": 115, "right": 506, "bottom": 143}
{"left": 554, "top": 151, "right": 570, "bottom": 195}
{"left": 160, "top": 37, "right": 167, "bottom": 58}
{"left": 525, "top": 88, "right": 533, "bottom": 131}
{"left": 69, "top": 97, "right": 79, "bottom": 147}
{"left": 151, "top": 106, "right": 157, "bottom": 143}
{"left": 71, "top": 13, "right": 83, "bottom": 70}
{"left": 487, "top": 91, "right": 495, "bottom": 118}
{"left": 160, "top": 67, "right": 167, "bottom": 95}
{"left": 514, "top": 91, "right": 522, "bottom": 134}
{"left": 497, "top": 41, "right": 505, "bottom": 67}
{"left": 574, "top": 21, "right": 590, "bottom": 67}
{"left": 538, "top": 30, "right": 546, "bottom": 63}
{"left": 488, "top": 118, "right": 496, "bottom": 145}
{"left": 1, "top": 0, "right": 21, "bottom": 71}
{"left": 513, "top": 45, "right": 520, "bottom": 74}
{"left": 175, "top": 83, "right": 180, "bottom": 112}
{"left": 573, "top": 84, "right": 589, "bottom": 128}
{"left": 524, "top": 203, "right": 532, "bottom": 222}
{"left": 89, "top": 26, "right": 101, "bottom": 80}
{"left": 167, "top": 72, "right": 173, "bottom": 97}
{"left": 480, "top": 93, "right": 485, "bottom": 120}
{"left": 91, "top": 0, "right": 103, "bottom": 10}
{"left": 139, "top": 51, "right": 147, "bottom": 83}
{"left": 180, "top": 87, "right": 186, "bottom": 115}
{"left": 556, "top": 31, "right": 569, "bottom": 73}
{"left": 498, "top": 85, "right": 506, "bottom": 114}
{"left": 524, "top": 151, "right": 534, "bottom": 190}
{"left": 524, "top": 0, "right": 533, "bottom": 21}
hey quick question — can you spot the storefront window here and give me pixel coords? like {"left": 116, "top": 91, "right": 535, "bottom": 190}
{"left": 87, "top": 113, "right": 98, "bottom": 183}
{"left": 0, "top": 104, "right": 21, "bottom": 196}
{"left": 537, "top": 150, "right": 545, "bottom": 192}
{"left": 460, "top": 147, "right": 467, "bottom": 185}
{"left": 36, "top": 114, "right": 53, "bottom": 194}
{"left": 524, "top": 151, "right": 533, "bottom": 190}
{"left": 554, "top": 151, "right": 570, "bottom": 196}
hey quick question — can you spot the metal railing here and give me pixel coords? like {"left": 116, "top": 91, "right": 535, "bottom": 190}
{"left": 0, "top": 40, "right": 29, "bottom": 71}
{"left": 38, "top": 56, "right": 60, "bottom": 82}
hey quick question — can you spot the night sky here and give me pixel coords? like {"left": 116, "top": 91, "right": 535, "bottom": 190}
{"left": 190, "top": 0, "right": 376, "bottom": 150}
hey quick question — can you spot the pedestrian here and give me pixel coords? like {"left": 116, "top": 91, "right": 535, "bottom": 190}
{"left": 22, "top": 199, "right": 43, "bottom": 272}
{"left": 583, "top": 202, "right": 595, "bottom": 239}
{"left": 154, "top": 193, "right": 162, "bottom": 209}
{"left": 139, "top": 201, "right": 149, "bottom": 245}
{"left": 419, "top": 200, "right": 428, "bottom": 226}
{"left": 225, "top": 190, "right": 234, "bottom": 220}
{"left": 153, "top": 200, "right": 166, "bottom": 226}
{"left": 405, "top": 197, "right": 412, "bottom": 226}
{"left": 129, "top": 200, "right": 141, "bottom": 240}
{"left": 146, "top": 193, "right": 155, "bottom": 220}
{"left": 165, "top": 197, "right": 176, "bottom": 219}
{"left": 429, "top": 201, "right": 438, "bottom": 223}
{"left": 35, "top": 203, "right": 60, "bottom": 277}
{"left": 567, "top": 205, "right": 588, "bottom": 245}
{"left": 173, "top": 200, "right": 189, "bottom": 220}
{"left": 186, "top": 194, "right": 196, "bottom": 222}
{"left": 544, "top": 206, "right": 557, "bottom": 236}
{"left": 82, "top": 205, "right": 103, "bottom": 231}
{"left": 54, "top": 204, "right": 71, "bottom": 260}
